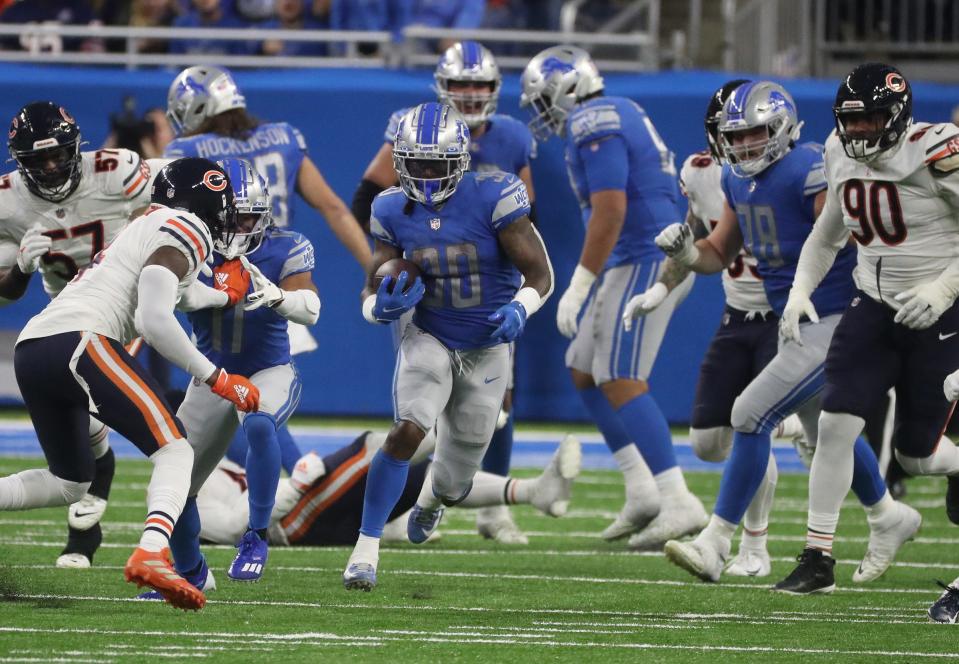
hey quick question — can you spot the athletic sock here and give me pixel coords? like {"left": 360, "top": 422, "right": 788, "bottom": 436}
{"left": 348, "top": 533, "right": 381, "bottom": 566}
{"left": 360, "top": 449, "right": 410, "bottom": 538}
{"left": 277, "top": 425, "right": 303, "bottom": 476}
{"left": 414, "top": 466, "right": 442, "bottom": 511}
{"left": 850, "top": 436, "right": 887, "bottom": 506}
{"left": 459, "top": 470, "right": 511, "bottom": 507}
{"left": 697, "top": 513, "right": 736, "bottom": 551}
{"left": 481, "top": 413, "right": 513, "bottom": 476}
{"left": 168, "top": 496, "right": 202, "bottom": 574}
{"left": 612, "top": 445, "right": 658, "bottom": 503}
{"left": 244, "top": 413, "right": 281, "bottom": 531}
{"left": 88, "top": 447, "right": 115, "bottom": 501}
{"left": 617, "top": 393, "right": 677, "bottom": 475}
{"left": 225, "top": 426, "right": 249, "bottom": 467}
{"left": 140, "top": 439, "right": 192, "bottom": 552}
{"left": 743, "top": 451, "right": 777, "bottom": 537}
{"left": 862, "top": 491, "right": 896, "bottom": 528}
{"left": 713, "top": 432, "right": 771, "bottom": 525}
{"left": 654, "top": 466, "right": 689, "bottom": 502}
{"left": 579, "top": 387, "right": 631, "bottom": 453}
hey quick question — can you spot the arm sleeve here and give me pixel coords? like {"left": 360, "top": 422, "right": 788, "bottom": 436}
{"left": 176, "top": 279, "right": 229, "bottom": 312}
{"left": 792, "top": 189, "right": 850, "bottom": 296}
{"left": 579, "top": 135, "right": 629, "bottom": 194}
{"left": 491, "top": 175, "right": 532, "bottom": 231}
{"left": 135, "top": 265, "right": 216, "bottom": 381}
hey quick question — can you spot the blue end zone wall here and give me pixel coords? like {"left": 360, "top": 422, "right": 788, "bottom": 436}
{"left": 1, "top": 64, "right": 958, "bottom": 423}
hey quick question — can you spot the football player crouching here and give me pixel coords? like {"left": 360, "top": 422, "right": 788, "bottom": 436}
{"left": 138, "top": 157, "right": 320, "bottom": 600}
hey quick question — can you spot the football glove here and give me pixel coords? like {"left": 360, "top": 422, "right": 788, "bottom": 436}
{"left": 894, "top": 281, "right": 954, "bottom": 330}
{"left": 557, "top": 265, "right": 596, "bottom": 339}
{"left": 212, "top": 258, "right": 251, "bottom": 307}
{"left": 779, "top": 287, "right": 819, "bottom": 345}
{"left": 622, "top": 282, "right": 668, "bottom": 332}
{"left": 488, "top": 301, "right": 527, "bottom": 343}
{"left": 945, "top": 369, "right": 959, "bottom": 402}
{"left": 655, "top": 223, "right": 699, "bottom": 266}
{"left": 239, "top": 255, "right": 283, "bottom": 311}
{"left": 17, "top": 224, "right": 52, "bottom": 274}
{"left": 372, "top": 271, "right": 425, "bottom": 323}
{"left": 209, "top": 368, "right": 260, "bottom": 412}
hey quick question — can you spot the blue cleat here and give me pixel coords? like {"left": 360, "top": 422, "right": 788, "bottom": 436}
{"left": 343, "top": 562, "right": 377, "bottom": 591}
{"left": 228, "top": 529, "right": 269, "bottom": 582}
{"left": 136, "top": 555, "right": 216, "bottom": 601}
{"left": 407, "top": 504, "right": 445, "bottom": 544}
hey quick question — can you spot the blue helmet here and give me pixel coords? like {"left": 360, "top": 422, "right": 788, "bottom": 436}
{"left": 215, "top": 158, "right": 271, "bottom": 258}
{"left": 392, "top": 102, "right": 471, "bottom": 206}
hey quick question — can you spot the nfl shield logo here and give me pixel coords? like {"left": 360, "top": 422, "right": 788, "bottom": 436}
{"left": 429, "top": 218, "right": 441, "bottom": 230}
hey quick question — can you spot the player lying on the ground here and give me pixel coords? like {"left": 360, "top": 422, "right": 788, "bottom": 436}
{"left": 0, "top": 158, "right": 258, "bottom": 610}
{"left": 654, "top": 80, "right": 912, "bottom": 587}
{"left": 186, "top": 432, "right": 580, "bottom": 568}
{"left": 343, "top": 102, "right": 553, "bottom": 591}
{"left": 139, "top": 158, "right": 320, "bottom": 598}
{"left": 352, "top": 40, "right": 539, "bottom": 545}
{"left": 0, "top": 101, "right": 157, "bottom": 569}
{"left": 520, "top": 46, "right": 705, "bottom": 551}
{"left": 776, "top": 64, "right": 959, "bottom": 594}
{"left": 622, "top": 79, "right": 809, "bottom": 577}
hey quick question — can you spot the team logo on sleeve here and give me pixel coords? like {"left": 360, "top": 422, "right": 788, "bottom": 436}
{"left": 202, "top": 170, "right": 228, "bottom": 192}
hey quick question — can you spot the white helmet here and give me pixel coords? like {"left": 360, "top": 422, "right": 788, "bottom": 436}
{"left": 166, "top": 65, "right": 246, "bottom": 136}
{"left": 719, "top": 81, "right": 802, "bottom": 177}
{"left": 519, "top": 45, "right": 604, "bottom": 140}
{"left": 434, "top": 41, "right": 501, "bottom": 130}
{"left": 392, "top": 102, "right": 471, "bottom": 207}
{"left": 215, "top": 158, "right": 272, "bottom": 259}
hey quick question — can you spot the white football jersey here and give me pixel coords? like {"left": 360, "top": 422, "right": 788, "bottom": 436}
{"left": 680, "top": 151, "right": 770, "bottom": 313}
{"left": 821, "top": 123, "right": 959, "bottom": 304}
{"left": 0, "top": 148, "right": 153, "bottom": 298}
{"left": 18, "top": 204, "right": 212, "bottom": 345}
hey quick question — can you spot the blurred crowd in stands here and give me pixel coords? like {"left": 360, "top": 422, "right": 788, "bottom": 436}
{"left": 0, "top": 0, "right": 570, "bottom": 56}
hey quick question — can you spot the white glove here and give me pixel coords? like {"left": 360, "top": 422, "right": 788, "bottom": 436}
{"left": 240, "top": 255, "right": 284, "bottom": 311}
{"left": 17, "top": 224, "right": 52, "bottom": 274}
{"left": 556, "top": 265, "right": 596, "bottom": 339}
{"left": 945, "top": 369, "right": 959, "bottom": 402}
{"left": 894, "top": 281, "right": 954, "bottom": 330}
{"left": 655, "top": 223, "right": 700, "bottom": 266}
{"left": 622, "top": 282, "right": 668, "bottom": 332}
{"left": 779, "top": 287, "right": 819, "bottom": 345}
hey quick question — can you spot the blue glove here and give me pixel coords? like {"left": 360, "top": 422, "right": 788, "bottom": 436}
{"left": 372, "top": 271, "right": 425, "bottom": 323}
{"left": 488, "top": 301, "right": 527, "bottom": 343}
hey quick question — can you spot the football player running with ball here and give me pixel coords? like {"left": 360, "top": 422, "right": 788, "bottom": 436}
{"left": 1, "top": 158, "right": 259, "bottom": 610}
{"left": 342, "top": 103, "right": 552, "bottom": 591}
{"left": 657, "top": 81, "right": 910, "bottom": 586}
{"left": 624, "top": 80, "right": 807, "bottom": 576}
{"left": 776, "top": 64, "right": 959, "bottom": 594}
{"left": 0, "top": 101, "right": 155, "bottom": 568}
{"left": 520, "top": 45, "right": 704, "bottom": 549}
{"left": 351, "top": 41, "right": 538, "bottom": 544}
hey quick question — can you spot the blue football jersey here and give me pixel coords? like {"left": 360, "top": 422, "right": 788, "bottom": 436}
{"left": 165, "top": 122, "right": 307, "bottom": 228}
{"left": 385, "top": 109, "right": 534, "bottom": 176}
{"left": 189, "top": 229, "right": 315, "bottom": 376}
{"left": 369, "top": 171, "right": 530, "bottom": 350}
{"left": 563, "top": 96, "right": 683, "bottom": 269}
{"left": 721, "top": 142, "right": 857, "bottom": 317}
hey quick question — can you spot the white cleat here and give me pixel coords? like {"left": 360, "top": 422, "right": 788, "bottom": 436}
{"left": 67, "top": 494, "right": 107, "bottom": 531}
{"left": 664, "top": 538, "right": 727, "bottom": 583}
{"left": 477, "top": 505, "right": 528, "bottom": 545}
{"left": 55, "top": 552, "right": 91, "bottom": 569}
{"left": 853, "top": 502, "right": 922, "bottom": 583}
{"left": 530, "top": 434, "right": 582, "bottom": 517}
{"left": 627, "top": 492, "right": 708, "bottom": 551}
{"left": 601, "top": 496, "right": 660, "bottom": 541}
{"left": 725, "top": 547, "right": 771, "bottom": 577}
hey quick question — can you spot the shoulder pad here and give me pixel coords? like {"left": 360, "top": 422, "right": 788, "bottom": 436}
{"left": 163, "top": 138, "right": 192, "bottom": 158}
{"left": 568, "top": 103, "right": 622, "bottom": 145}
{"left": 385, "top": 107, "right": 411, "bottom": 143}
{"left": 923, "top": 124, "right": 959, "bottom": 174}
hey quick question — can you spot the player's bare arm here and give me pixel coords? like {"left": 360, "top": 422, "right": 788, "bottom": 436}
{"left": 296, "top": 156, "right": 373, "bottom": 267}
{"left": 0, "top": 262, "right": 33, "bottom": 301}
{"left": 578, "top": 189, "right": 626, "bottom": 275}
{"left": 678, "top": 199, "right": 745, "bottom": 274}
{"left": 658, "top": 210, "right": 708, "bottom": 292}
{"left": 498, "top": 216, "right": 552, "bottom": 298}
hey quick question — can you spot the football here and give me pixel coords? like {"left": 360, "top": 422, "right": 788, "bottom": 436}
{"left": 373, "top": 257, "right": 421, "bottom": 294}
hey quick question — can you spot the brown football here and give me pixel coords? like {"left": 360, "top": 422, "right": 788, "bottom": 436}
{"left": 373, "top": 257, "right": 421, "bottom": 294}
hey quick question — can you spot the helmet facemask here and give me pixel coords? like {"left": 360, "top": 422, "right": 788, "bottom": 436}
{"left": 835, "top": 104, "right": 909, "bottom": 162}
{"left": 436, "top": 79, "right": 499, "bottom": 130}
{"left": 13, "top": 140, "right": 82, "bottom": 203}
{"left": 721, "top": 122, "right": 786, "bottom": 177}
{"left": 393, "top": 151, "right": 470, "bottom": 207}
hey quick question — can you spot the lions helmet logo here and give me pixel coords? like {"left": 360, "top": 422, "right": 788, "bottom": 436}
{"left": 202, "top": 169, "right": 228, "bottom": 192}
{"left": 541, "top": 56, "right": 574, "bottom": 77}
{"left": 885, "top": 72, "right": 907, "bottom": 93}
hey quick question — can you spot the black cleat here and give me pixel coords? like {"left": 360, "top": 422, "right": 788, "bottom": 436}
{"left": 773, "top": 548, "right": 836, "bottom": 595}
{"left": 946, "top": 476, "right": 959, "bottom": 525}
{"left": 929, "top": 580, "right": 959, "bottom": 623}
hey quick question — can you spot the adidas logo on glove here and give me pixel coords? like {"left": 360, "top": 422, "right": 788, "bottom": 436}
{"left": 215, "top": 272, "right": 229, "bottom": 289}
{"left": 234, "top": 384, "right": 250, "bottom": 401}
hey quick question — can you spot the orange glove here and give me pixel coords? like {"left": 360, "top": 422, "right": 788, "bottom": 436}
{"left": 212, "top": 259, "right": 251, "bottom": 307}
{"left": 209, "top": 368, "right": 260, "bottom": 412}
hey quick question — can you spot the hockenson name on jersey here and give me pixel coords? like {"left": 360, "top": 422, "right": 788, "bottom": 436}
{"left": 189, "top": 126, "right": 295, "bottom": 159}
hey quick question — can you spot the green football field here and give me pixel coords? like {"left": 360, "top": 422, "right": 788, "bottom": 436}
{"left": 0, "top": 454, "right": 955, "bottom": 663}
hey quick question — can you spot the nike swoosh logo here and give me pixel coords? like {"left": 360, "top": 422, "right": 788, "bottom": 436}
{"left": 484, "top": 376, "right": 500, "bottom": 384}
{"left": 941, "top": 332, "right": 958, "bottom": 340}
{"left": 127, "top": 154, "right": 135, "bottom": 163}
{"left": 936, "top": 126, "right": 947, "bottom": 135}
{"left": 73, "top": 511, "right": 97, "bottom": 518}
{"left": 381, "top": 306, "right": 406, "bottom": 313}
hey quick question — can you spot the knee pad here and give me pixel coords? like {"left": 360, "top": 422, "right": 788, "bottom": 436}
{"left": 730, "top": 395, "right": 766, "bottom": 434}
{"left": 689, "top": 426, "right": 733, "bottom": 463}
{"left": 894, "top": 448, "right": 948, "bottom": 476}
{"left": 430, "top": 457, "right": 474, "bottom": 506}
{"left": 60, "top": 478, "right": 91, "bottom": 505}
